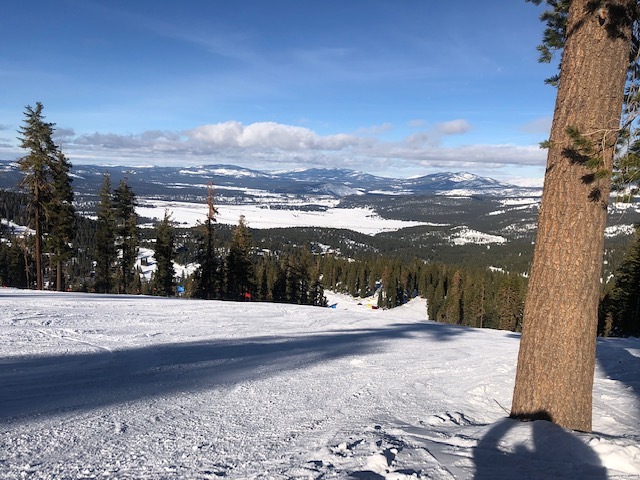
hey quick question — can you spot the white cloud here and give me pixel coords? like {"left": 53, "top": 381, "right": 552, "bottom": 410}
{"left": 188, "top": 121, "right": 361, "bottom": 151}
{"left": 436, "top": 119, "right": 472, "bottom": 135}
{"left": 404, "top": 119, "right": 472, "bottom": 147}
{"left": 25, "top": 119, "right": 546, "bottom": 181}
{"left": 189, "top": 121, "right": 244, "bottom": 146}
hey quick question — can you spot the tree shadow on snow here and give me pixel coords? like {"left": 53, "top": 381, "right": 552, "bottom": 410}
{"left": 474, "top": 418, "right": 607, "bottom": 479}
{"left": 471, "top": 338, "right": 640, "bottom": 479}
{"left": 0, "top": 320, "right": 464, "bottom": 421}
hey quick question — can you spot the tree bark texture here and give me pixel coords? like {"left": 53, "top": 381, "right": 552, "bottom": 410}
{"left": 511, "top": 0, "right": 634, "bottom": 432}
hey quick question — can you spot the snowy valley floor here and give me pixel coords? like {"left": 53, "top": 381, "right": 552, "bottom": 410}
{"left": 1, "top": 289, "right": 639, "bottom": 479}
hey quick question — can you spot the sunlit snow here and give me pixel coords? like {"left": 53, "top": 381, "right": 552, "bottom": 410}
{"left": 605, "top": 224, "right": 637, "bottom": 238}
{"left": 0, "top": 219, "right": 34, "bottom": 236}
{"left": 1, "top": 289, "right": 639, "bottom": 479}
{"left": 450, "top": 226, "right": 507, "bottom": 245}
{"left": 136, "top": 199, "right": 431, "bottom": 235}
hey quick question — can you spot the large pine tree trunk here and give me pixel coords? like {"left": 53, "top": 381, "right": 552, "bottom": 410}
{"left": 511, "top": 0, "right": 633, "bottom": 432}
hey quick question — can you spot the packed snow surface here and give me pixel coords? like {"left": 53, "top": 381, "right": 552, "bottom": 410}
{"left": 1, "top": 289, "right": 639, "bottom": 479}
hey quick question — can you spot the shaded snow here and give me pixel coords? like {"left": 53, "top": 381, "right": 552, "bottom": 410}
{"left": 1, "top": 289, "right": 639, "bottom": 479}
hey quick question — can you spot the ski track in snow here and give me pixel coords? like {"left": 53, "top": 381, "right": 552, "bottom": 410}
{"left": 1, "top": 289, "right": 639, "bottom": 479}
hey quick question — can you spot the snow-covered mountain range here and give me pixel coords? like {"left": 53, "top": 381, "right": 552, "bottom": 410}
{"left": 0, "top": 160, "right": 538, "bottom": 201}
{"left": 2, "top": 160, "right": 639, "bottom": 254}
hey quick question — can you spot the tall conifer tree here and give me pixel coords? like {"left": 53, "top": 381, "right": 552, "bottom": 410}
{"left": 194, "top": 184, "right": 220, "bottom": 299}
{"left": 512, "top": 0, "right": 636, "bottom": 432}
{"left": 225, "top": 215, "right": 255, "bottom": 300}
{"left": 113, "top": 178, "right": 139, "bottom": 294}
{"left": 94, "top": 174, "right": 116, "bottom": 293}
{"left": 17, "top": 103, "right": 57, "bottom": 289}
{"left": 48, "top": 150, "right": 75, "bottom": 291}
{"left": 152, "top": 209, "right": 176, "bottom": 296}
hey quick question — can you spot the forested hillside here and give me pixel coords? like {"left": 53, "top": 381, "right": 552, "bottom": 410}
{"left": 3, "top": 179, "right": 639, "bottom": 337}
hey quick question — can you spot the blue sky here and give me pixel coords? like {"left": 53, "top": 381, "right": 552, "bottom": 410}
{"left": 0, "top": 1, "right": 555, "bottom": 184}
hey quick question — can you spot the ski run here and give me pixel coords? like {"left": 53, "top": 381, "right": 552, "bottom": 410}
{"left": 1, "top": 289, "right": 639, "bottom": 479}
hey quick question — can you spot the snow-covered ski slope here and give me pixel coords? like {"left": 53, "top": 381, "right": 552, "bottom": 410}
{"left": 1, "top": 289, "right": 639, "bottom": 479}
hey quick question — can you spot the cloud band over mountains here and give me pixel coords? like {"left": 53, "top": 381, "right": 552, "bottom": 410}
{"left": 6, "top": 119, "right": 546, "bottom": 176}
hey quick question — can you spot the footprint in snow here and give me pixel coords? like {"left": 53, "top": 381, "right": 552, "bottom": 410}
{"left": 425, "top": 411, "right": 474, "bottom": 426}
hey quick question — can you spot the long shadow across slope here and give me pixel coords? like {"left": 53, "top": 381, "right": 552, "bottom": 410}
{"left": 0, "top": 320, "right": 464, "bottom": 421}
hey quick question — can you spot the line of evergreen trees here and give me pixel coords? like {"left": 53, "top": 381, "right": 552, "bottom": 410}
{"left": 185, "top": 187, "right": 327, "bottom": 306}
{"left": 600, "top": 226, "right": 640, "bottom": 337}
{"left": 3, "top": 103, "right": 639, "bottom": 338}
{"left": 315, "top": 253, "right": 526, "bottom": 330}
{"left": 4, "top": 169, "right": 640, "bottom": 335}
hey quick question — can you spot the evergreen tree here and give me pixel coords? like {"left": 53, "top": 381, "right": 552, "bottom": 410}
{"left": 47, "top": 150, "right": 75, "bottom": 291}
{"left": 462, "top": 272, "right": 486, "bottom": 328}
{"left": 225, "top": 215, "right": 255, "bottom": 300}
{"left": 194, "top": 184, "right": 221, "bottom": 299}
{"left": 442, "top": 269, "right": 462, "bottom": 324}
{"left": 285, "top": 255, "right": 305, "bottom": 304}
{"left": 272, "top": 262, "right": 288, "bottom": 303}
{"left": 601, "top": 228, "right": 640, "bottom": 336}
{"left": 94, "top": 174, "right": 116, "bottom": 293}
{"left": 152, "top": 209, "right": 176, "bottom": 296}
{"left": 113, "top": 178, "right": 139, "bottom": 294}
{"left": 72, "top": 214, "right": 98, "bottom": 291}
{"left": 310, "top": 259, "right": 327, "bottom": 307}
{"left": 0, "top": 234, "right": 29, "bottom": 288}
{"left": 256, "top": 262, "right": 270, "bottom": 301}
{"left": 496, "top": 276, "right": 525, "bottom": 332}
{"left": 512, "top": 0, "right": 636, "bottom": 432}
{"left": 17, "top": 102, "right": 58, "bottom": 289}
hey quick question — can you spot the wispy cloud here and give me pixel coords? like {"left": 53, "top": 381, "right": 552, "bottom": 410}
{"left": 404, "top": 119, "right": 472, "bottom": 147}
{"left": 436, "top": 119, "right": 472, "bottom": 135}
{"left": 354, "top": 123, "right": 394, "bottom": 137}
{"left": 42, "top": 120, "right": 546, "bottom": 177}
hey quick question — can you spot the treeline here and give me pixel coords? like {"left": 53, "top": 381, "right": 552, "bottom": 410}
{"left": 5, "top": 171, "right": 640, "bottom": 335}
{"left": 185, "top": 190, "right": 326, "bottom": 306}
{"left": 315, "top": 254, "right": 526, "bottom": 330}
{"left": 3, "top": 102, "right": 639, "bottom": 337}
{"left": 600, "top": 227, "right": 640, "bottom": 337}
{"left": 2, "top": 163, "right": 528, "bottom": 328}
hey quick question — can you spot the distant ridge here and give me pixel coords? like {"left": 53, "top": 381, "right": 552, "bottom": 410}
{"left": 0, "top": 160, "right": 540, "bottom": 200}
